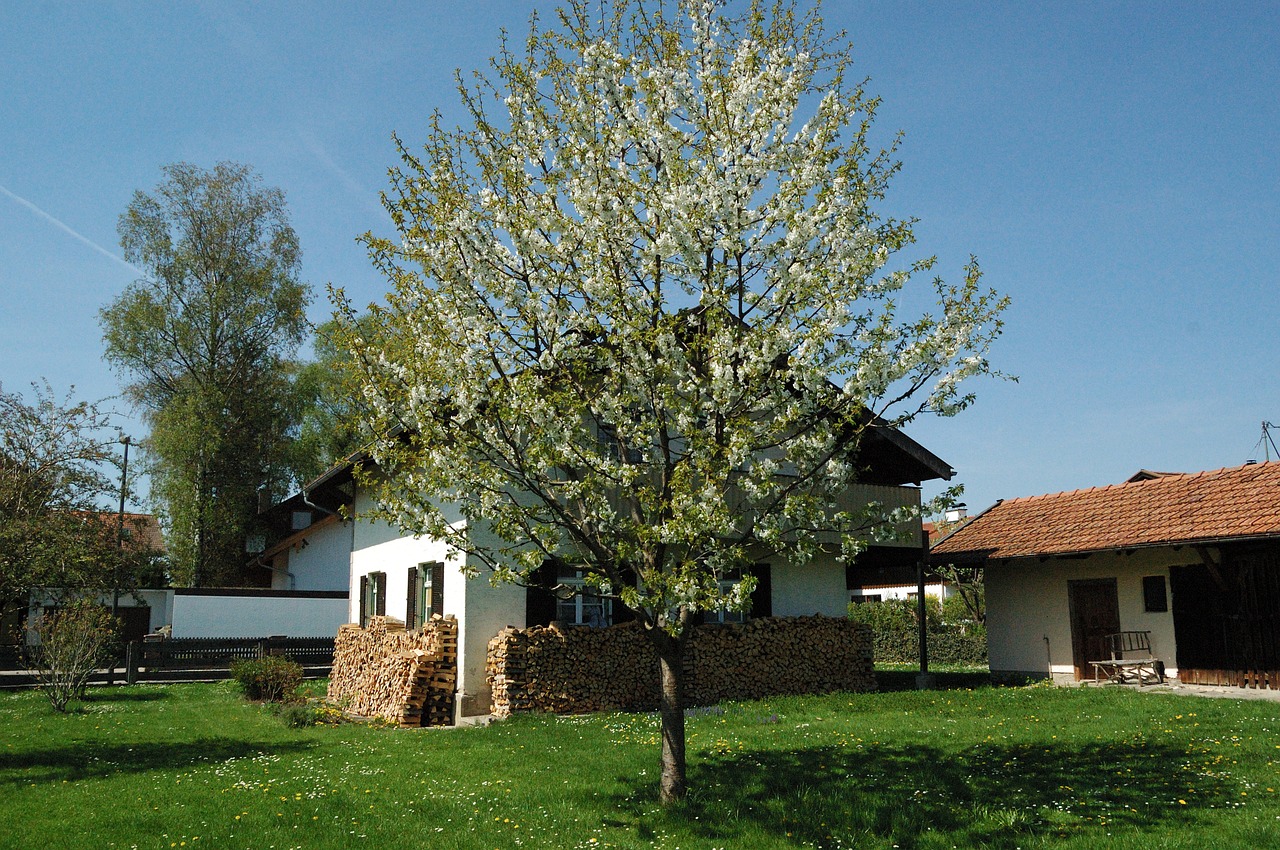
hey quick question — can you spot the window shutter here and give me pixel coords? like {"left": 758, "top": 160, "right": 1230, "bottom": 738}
{"left": 526, "top": 562, "right": 557, "bottom": 627}
{"left": 375, "top": 572, "right": 387, "bottom": 616}
{"left": 749, "top": 563, "right": 772, "bottom": 619}
{"left": 431, "top": 562, "right": 446, "bottom": 618}
{"left": 406, "top": 566, "right": 419, "bottom": 629}
{"left": 358, "top": 576, "right": 369, "bottom": 627}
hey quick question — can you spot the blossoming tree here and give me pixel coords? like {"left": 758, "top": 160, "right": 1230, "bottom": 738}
{"left": 341, "top": 0, "right": 1008, "bottom": 803}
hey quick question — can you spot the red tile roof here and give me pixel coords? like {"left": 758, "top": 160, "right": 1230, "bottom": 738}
{"left": 75, "top": 511, "right": 166, "bottom": 553}
{"left": 931, "top": 462, "right": 1280, "bottom": 560}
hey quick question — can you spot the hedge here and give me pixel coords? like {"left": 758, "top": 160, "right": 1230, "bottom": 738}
{"left": 848, "top": 598, "right": 987, "bottom": 666}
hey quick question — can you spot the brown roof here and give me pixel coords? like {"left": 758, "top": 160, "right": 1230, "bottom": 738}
{"left": 75, "top": 511, "right": 165, "bottom": 553}
{"left": 120, "top": 513, "right": 165, "bottom": 553}
{"left": 931, "top": 462, "right": 1280, "bottom": 561}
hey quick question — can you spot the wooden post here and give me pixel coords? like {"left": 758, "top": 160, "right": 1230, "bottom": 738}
{"left": 126, "top": 641, "right": 138, "bottom": 685}
{"left": 916, "top": 525, "right": 935, "bottom": 690}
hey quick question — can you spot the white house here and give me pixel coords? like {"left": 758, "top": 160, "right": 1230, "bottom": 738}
{"left": 931, "top": 462, "right": 1280, "bottom": 689}
{"left": 286, "top": 423, "right": 953, "bottom": 717}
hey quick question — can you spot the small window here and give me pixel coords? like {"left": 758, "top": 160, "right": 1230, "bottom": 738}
{"left": 408, "top": 562, "right": 445, "bottom": 629}
{"left": 596, "top": 422, "right": 642, "bottom": 464}
{"left": 361, "top": 571, "right": 386, "bottom": 626}
{"left": 1143, "top": 575, "right": 1168, "bottom": 612}
{"left": 705, "top": 571, "right": 747, "bottom": 624}
{"left": 851, "top": 594, "right": 883, "bottom": 605}
{"left": 556, "top": 567, "right": 611, "bottom": 627}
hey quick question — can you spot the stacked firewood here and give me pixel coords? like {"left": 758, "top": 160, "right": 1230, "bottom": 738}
{"left": 327, "top": 615, "right": 458, "bottom": 727}
{"left": 486, "top": 615, "right": 874, "bottom": 718}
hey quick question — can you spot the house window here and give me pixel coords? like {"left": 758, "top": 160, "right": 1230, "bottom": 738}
{"left": 1143, "top": 575, "right": 1168, "bottom": 613}
{"left": 407, "top": 562, "right": 445, "bottom": 629}
{"left": 360, "top": 571, "right": 386, "bottom": 626}
{"left": 705, "top": 572, "right": 747, "bottom": 624}
{"left": 596, "top": 422, "right": 642, "bottom": 464}
{"left": 556, "top": 567, "right": 611, "bottom": 627}
{"left": 851, "top": 594, "right": 882, "bottom": 605}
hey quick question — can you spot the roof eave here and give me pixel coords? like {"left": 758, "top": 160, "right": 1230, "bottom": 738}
{"left": 938, "top": 530, "right": 1280, "bottom": 564}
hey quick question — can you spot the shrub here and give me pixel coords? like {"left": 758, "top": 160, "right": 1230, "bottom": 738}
{"left": 29, "top": 599, "right": 119, "bottom": 712}
{"left": 275, "top": 701, "right": 319, "bottom": 728}
{"left": 848, "top": 597, "right": 988, "bottom": 666}
{"left": 230, "top": 656, "right": 303, "bottom": 703}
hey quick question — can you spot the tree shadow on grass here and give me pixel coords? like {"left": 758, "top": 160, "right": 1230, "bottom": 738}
{"left": 608, "top": 738, "right": 1229, "bottom": 848}
{"left": 80, "top": 689, "right": 170, "bottom": 703}
{"left": 0, "top": 737, "right": 315, "bottom": 784}
{"left": 874, "top": 669, "right": 993, "bottom": 692}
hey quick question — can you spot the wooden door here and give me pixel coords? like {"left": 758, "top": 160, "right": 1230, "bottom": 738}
{"left": 1068, "top": 579, "right": 1119, "bottom": 681}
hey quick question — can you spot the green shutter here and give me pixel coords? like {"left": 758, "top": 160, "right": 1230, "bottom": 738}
{"left": 406, "top": 566, "right": 419, "bottom": 629}
{"left": 359, "top": 575, "right": 369, "bottom": 627}
{"left": 431, "top": 562, "right": 446, "bottom": 618}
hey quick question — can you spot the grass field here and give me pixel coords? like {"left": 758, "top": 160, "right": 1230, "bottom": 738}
{"left": 3, "top": 674, "right": 1280, "bottom": 849}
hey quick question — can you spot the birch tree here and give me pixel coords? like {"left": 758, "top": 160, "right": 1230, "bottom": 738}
{"left": 342, "top": 0, "right": 1008, "bottom": 803}
{"left": 101, "top": 162, "right": 309, "bottom": 586}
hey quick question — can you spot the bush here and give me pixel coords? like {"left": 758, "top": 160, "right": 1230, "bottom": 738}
{"left": 230, "top": 656, "right": 303, "bottom": 703}
{"left": 849, "top": 597, "right": 988, "bottom": 666}
{"left": 275, "top": 701, "right": 318, "bottom": 727}
{"left": 29, "top": 599, "right": 119, "bottom": 712}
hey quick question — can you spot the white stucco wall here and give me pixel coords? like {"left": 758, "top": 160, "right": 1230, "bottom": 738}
{"left": 986, "top": 547, "right": 1184, "bottom": 683}
{"left": 451, "top": 523, "right": 531, "bottom": 716}
{"left": 27, "top": 589, "right": 173, "bottom": 640}
{"left": 350, "top": 512, "right": 465, "bottom": 624}
{"left": 271, "top": 517, "right": 354, "bottom": 591}
{"left": 348, "top": 488, "right": 499, "bottom": 713}
{"left": 771, "top": 556, "right": 850, "bottom": 617}
{"left": 170, "top": 592, "right": 349, "bottom": 638}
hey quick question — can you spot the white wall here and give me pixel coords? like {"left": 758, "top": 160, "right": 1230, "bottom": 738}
{"left": 26, "top": 589, "right": 173, "bottom": 641}
{"left": 348, "top": 491, "right": 497, "bottom": 712}
{"left": 348, "top": 525, "right": 462, "bottom": 623}
{"left": 454, "top": 523, "right": 530, "bottom": 716}
{"left": 986, "top": 547, "right": 1183, "bottom": 683}
{"left": 771, "top": 556, "right": 850, "bottom": 617}
{"left": 171, "top": 591, "right": 349, "bottom": 638}
{"left": 270, "top": 517, "right": 353, "bottom": 591}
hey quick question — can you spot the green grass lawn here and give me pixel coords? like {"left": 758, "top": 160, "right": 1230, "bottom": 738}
{"left": 3, "top": 676, "right": 1280, "bottom": 849}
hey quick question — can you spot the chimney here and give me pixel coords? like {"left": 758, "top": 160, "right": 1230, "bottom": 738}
{"left": 944, "top": 505, "right": 968, "bottom": 524}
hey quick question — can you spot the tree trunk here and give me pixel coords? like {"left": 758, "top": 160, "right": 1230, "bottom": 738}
{"left": 653, "top": 630, "right": 688, "bottom": 804}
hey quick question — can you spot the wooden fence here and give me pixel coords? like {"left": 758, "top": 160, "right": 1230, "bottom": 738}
{"left": 0, "top": 636, "right": 335, "bottom": 688}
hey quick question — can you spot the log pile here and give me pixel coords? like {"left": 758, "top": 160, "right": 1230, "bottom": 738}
{"left": 327, "top": 615, "right": 458, "bottom": 727}
{"left": 486, "top": 615, "right": 874, "bottom": 718}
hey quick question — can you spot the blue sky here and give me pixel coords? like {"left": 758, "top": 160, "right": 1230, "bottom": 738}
{"left": 2, "top": 1, "right": 1277, "bottom": 514}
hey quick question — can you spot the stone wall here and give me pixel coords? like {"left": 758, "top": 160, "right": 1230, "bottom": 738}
{"left": 327, "top": 615, "right": 457, "bottom": 726}
{"left": 487, "top": 615, "right": 874, "bottom": 717}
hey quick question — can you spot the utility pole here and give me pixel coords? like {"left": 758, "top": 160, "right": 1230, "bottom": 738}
{"left": 108, "top": 435, "right": 130, "bottom": 687}
{"left": 112, "top": 435, "right": 131, "bottom": 620}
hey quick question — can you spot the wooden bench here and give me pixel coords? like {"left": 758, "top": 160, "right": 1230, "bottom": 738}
{"left": 1091, "top": 631, "right": 1162, "bottom": 686}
